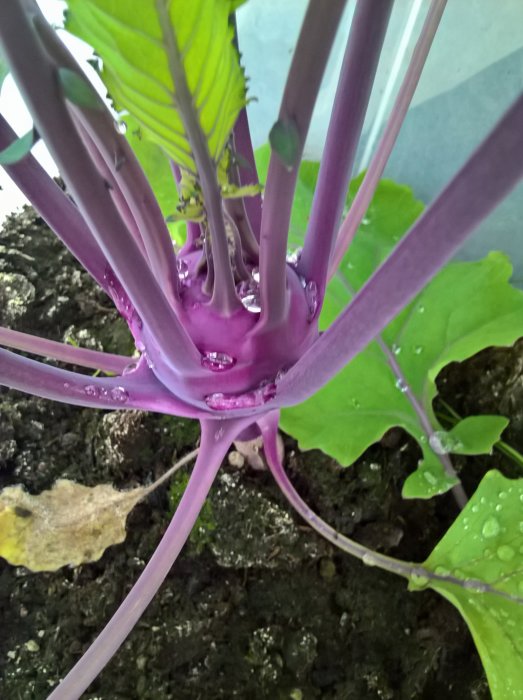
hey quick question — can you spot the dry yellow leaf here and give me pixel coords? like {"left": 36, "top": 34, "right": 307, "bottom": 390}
{"left": 0, "top": 479, "right": 146, "bottom": 571}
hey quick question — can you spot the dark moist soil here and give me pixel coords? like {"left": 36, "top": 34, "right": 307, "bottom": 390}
{"left": 1, "top": 208, "right": 522, "bottom": 700}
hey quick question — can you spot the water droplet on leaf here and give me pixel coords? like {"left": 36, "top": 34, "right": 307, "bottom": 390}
{"left": 463, "top": 579, "right": 489, "bottom": 593}
{"left": 429, "top": 431, "right": 462, "bottom": 455}
{"left": 496, "top": 544, "right": 515, "bottom": 561}
{"left": 423, "top": 471, "right": 437, "bottom": 486}
{"left": 481, "top": 516, "right": 501, "bottom": 539}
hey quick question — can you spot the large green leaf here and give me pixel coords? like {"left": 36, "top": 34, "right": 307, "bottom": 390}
{"left": 66, "top": 0, "right": 246, "bottom": 175}
{"left": 410, "top": 470, "right": 523, "bottom": 700}
{"left": 275, "top": 165, "right": 523, "bottom": 498}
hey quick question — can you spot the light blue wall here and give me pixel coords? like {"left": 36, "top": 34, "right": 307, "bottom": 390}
{"left": 238, "top": 0, "right": 523, "bottom": 282}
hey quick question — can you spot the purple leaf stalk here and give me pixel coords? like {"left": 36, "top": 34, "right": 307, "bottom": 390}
{"left": 1, "top": 1, "right": 523, "bottom": 697}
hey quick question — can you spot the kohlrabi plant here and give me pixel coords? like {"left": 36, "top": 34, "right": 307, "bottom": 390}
{"left": 1, "top": 1, "right": 523, "bottom": 698}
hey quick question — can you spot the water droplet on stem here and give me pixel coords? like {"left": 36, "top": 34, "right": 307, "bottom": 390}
{"left": 304, "top": 280, "right": 318, "bottom": 320}
{"left": 201, "top": 351, "right": 236, "bottom": 372}
{"left": 177, "top": 258, "right": 189, "bottom": 281}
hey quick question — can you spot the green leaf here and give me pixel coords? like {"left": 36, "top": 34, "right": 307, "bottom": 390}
{"left": 66, "top": 0, "right": 246, "bottom": 175}
{"left": 269, "top": 119, "right": 300, "bottom": 170}
{"left": 58, "top": 67, "right": 103, "bottom": 109}
{"left": 0, "top": 128, "right": 39, "bottom": 166}
{"left": 434, "top": 415, "right": 509, "bottom": 456}
{"left": 410, "top": 470, "right": 523, "bottom": 700}
{"left": 220, "top": 182, "right": 263, "bottom": 199}
{"left": 277, "top": 168, "right": 523, "bottom": 498}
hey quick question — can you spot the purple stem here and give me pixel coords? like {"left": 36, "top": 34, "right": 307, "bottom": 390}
{"left": 73, "top": 108, "right": 180, "bottom": 307}
{"left": 223, "top": 189, "right": 259, "bottom": 262}
{"left": 33, "top": 12, "right": 180, "bottom": 307}
{"left": 155, "top": 0, "right": 239, "bottom": 314}
{"left": 74, "top": 118, "right": 148, "bottom": 259}
{"left": 0, "top": 114, "right": 109, "bottom": 291}
{"left": 260, "top": 411, "right": 523, "bottom": 604}
{"left": 180, "top": 220, "right": 203, "bottom": 256}
{"left": 0, "top": 348, "right": 209, "bottom": 419}
{"left": 0, "top": 326, "right": 130, "bottom": 374}
{"left": 328, "top": 0, "right": 448, "bottom": 278}
{"left": 258, "top": 0, "right": 347, "bottom": 329}
{"left": 177, "top": 210, "right": 204, "bottom": 255}
{"left": 0, "top": 1, "right": 201, "bottom": 374}
{"left": 335, "top": 272, "right": 467, "bottom": 507}
{"left": 225, "top": 210, "right": 251, "bottom": 281}
{"left": 259, "top": 411, "right": 412, "bottom": 575}
{"left": 298, "top": 0, "right": 393, "bottom": 299}
{"left": 232, "top": 108, "right": 262, "bottom": 240}
{"left": 376, "top": 336, "right": 467, "bottom": 507}
{"left": 275, "top": 93, "right": 523, "bottom": 408}
{"left": 47, "top": 417, "right": 252, "bottom": 700}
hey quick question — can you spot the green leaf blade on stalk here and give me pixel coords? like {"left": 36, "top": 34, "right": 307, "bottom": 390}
{"left": 0, "top": 128, "right": 39, "bottom": 166}
{"left": 410, "top": 470, "right": 523, "bottom": 700}
{"left": 433, "top": 415, "right": 509, "bottom": 456}
{"left": 66, "top": 0, "right": 246, "bottom": 174}
{"left": 58, "top": 67, "right": 102, "bottom": 109}
{"left": 269, "top": 119, "right": 300, "bottom": 170}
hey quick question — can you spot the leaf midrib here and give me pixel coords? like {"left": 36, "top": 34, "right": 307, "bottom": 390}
{"left": 155, "top": 0, "right": 214, "bottom": 175}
